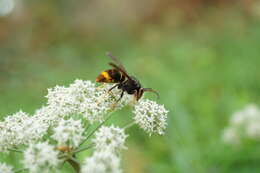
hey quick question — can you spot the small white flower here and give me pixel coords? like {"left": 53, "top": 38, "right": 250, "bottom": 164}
{"left": 222, "top": 127, "right": 240, "bottom": 145}
{"left": 0, "top": 0, "right": 15, "bottom": 16}
{"left": 231, "top": 104, "right": 260, "bottom": 126}
{"left": 246, "top": 121, "right": 260, "bottom": 139}
{"left": 51, "top": 118, "right": 84, "bottom": 148}
{"left": 93, "top": 125, "right": 128, "bottom": 153}
{"left": 0, "top": 162, "right": 13, "bottom": 173}
{"left": 23, "top": 142, "right": 60, "bottom": 173}
{"left": 133, "top": 99, "right": 168, "bottom": 136}
{"left": 81, "top": 150, "right": 122, "bottom": 173}
{"left": 230, "top": 111, "right": 246, "bottom": 126}
{"left": 223, "top": 104, "right": 260, "bottom": 144}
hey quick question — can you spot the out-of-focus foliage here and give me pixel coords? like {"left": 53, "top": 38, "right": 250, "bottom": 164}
{"left": 1, "top": 0, "right": 260, "bottom": 172}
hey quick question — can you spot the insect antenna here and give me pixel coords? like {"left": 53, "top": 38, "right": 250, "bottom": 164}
{"left": 142, "top": 88, "right": 160, "bottom": 99}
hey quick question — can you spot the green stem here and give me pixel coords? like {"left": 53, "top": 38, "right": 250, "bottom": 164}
{"left": 79, "top": 112, "right": 114, "bottom": 146}
{"left": 123, "top": 121, "right": 136, "bottom": 130}
{"left": 73, "top": 144, "right": 94, "bottom": 154}
{"left": 14, "top": 168, "right": 27, "bottom": 173}
{"left": 67, "top": 157, "right": 81, "bottom": 173}
{"left": 84, "top": 123, "right": 91, "bottom": 134}
{"left": 8, "top": 148, "right": 23, "bottom": 153}
{"left": 58, "top": 153, "right": 68, "bottom": 159}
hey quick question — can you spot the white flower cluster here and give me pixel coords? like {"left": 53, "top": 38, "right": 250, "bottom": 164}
{"left": 51, "top": 118, "right": 84, "bottom": 148}
{"left": 0, "top": 80, "right": 132, "bottom": 150}
{"left": 133, "top": 99, "right": 168, "bottom": 136}
{"left": 23, "top": 142, "right": 60, "bottom": 173}
{"left": 93, "top": 125, "right": 128, "bottom": 152}
{"left": 0, "top": 79, "right": 169, "bottom": 173}
{"left": 33, "top": 105, "right": 61, "bottom": 127}
{"left": 46, "top": 80, "right": 132, "bottom": 123}
{"left": 0, "top": 111, "right": 48, "bottom": 152}
{"left": 81, "top": 150, "right": 122, "bottom": 173}
{"left": 222, "top": 104, "right": 260, "bottom": 145}
{"left": 0, "top": 163, "right": 13, "bottom": 173}
{"left": 81, "top": 125, "right": 127, "bottom": 173}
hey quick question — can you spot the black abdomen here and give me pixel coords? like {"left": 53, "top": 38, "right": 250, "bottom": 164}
{"left": 121, "top": 78, "right": 141, "bottom": 94}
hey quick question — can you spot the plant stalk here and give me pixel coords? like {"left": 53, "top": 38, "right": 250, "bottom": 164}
{"left": 79, "top": 112, "right": 114, "bottom": 146}
{"left": 14, "top": 168, "right": 27, "bottom": 173}
{"left": 67, "top": 156, "right": 81, "bottom": 173}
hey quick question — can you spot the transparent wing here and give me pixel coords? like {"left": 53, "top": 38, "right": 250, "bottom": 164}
{"left": 106, "top": 52, "right": 127, "bottom": 71}
{"left": 106, "top": 52, "right": 132, "bottom": 80}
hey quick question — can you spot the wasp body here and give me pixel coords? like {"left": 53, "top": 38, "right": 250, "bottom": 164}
{"left": 96, "top": 69, "right": 125, "bottom": 83}
{"left": 96, "top": 53, "right": 159, "bottom": 101}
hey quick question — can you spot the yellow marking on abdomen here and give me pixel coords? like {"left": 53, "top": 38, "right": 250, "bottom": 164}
{"left": 101, "top": 71, "right": 112, "bottom": 80}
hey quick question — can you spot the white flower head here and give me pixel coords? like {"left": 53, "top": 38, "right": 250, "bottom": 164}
{"left": 0, "top": 0, "right": 15, "bottom": 16}
{"left": 246, "top": 121, "right": 260, "bottom": 139}
{"left": 0, "top": 111, "right": 47, "bottom": 152}
{"left": 0, "top": 111, "right": 29, "bottom": 152}
{"left": 23, "top": 142, "right": 60, "bottom": 173}
{"left": 99, "top": 84, "right": 133, "bottom": 108}
{"left": 33, "top": 105, "right": 62, "bottom": 128}
{"left": 46, "top": 79, "right": 105, "bottom": 123}
{"left": 231, "top": 104, "right": 260, "bottom": 126}
{"left": 222, "top": 127, "right": 240, "bottom": 145}
{"left": 81, "top": 150, "right": 122, "bottom": 173}
{"left": 93, "top": 125, "right": 128, "bottom": 153}
{"left": 79, "top": 83, "right": 113, "bottom": 123}
{"left": 80, "top": 83, "right": 132, "bottom": 123}
{"left": 51, "top": 118, "right": 84, "bottom": 148}
{"left": 225, "top": 104, "right": 260, "bottom": 141}
{"left": 0, "top": 111, "right": 51, "bottom": 151}
{"left": 46, "top": 80, "right": 96, "bottom": 117}
{"left": 133, "top": 99, "right": 168, "bottom": 136}
{"left": 0, "top": 162, "right": 13, "bottom": 173}
{"left": 46, "top": 80, "right": 132, "bottom": 124}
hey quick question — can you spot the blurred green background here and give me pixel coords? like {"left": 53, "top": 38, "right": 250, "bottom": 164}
{"left": 1, "top": 0, "right": 260, "bottom": 172}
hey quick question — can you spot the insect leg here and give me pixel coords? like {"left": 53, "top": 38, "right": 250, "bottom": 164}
{"left": 136, "top": 89, "right": 144, "bottom": 101}
{"left": 116, "top": 91, "right": 124, "bottom": 102}
{"left": 108, "top": 84, "right": 120, "bottom": 92}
